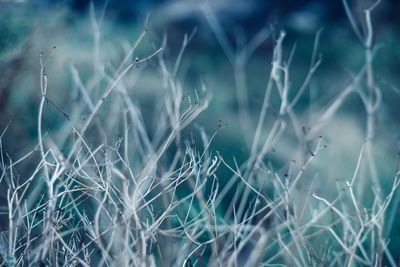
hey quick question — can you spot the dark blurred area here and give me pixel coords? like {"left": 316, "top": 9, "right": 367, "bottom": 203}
{"left": 43, "top": 0, "right": 400, "bottom": 27}
{"left": 9, "top": 0, "right": 400, "bottom": 34}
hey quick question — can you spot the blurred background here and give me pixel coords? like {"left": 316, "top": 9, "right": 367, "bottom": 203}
{"left": 1, "top": 0, "right": 400, "bottom": 261}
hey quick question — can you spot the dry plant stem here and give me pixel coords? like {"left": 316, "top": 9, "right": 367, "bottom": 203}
{"left": 7, "top": 188, "right": 15, "bottom": 262}
{"left": 38, "top": 61, "right": 50, "bottom": 184}
{"left": 249, "top": 31, "right": 286, "bottom": 158}
{"left": 248, "top": 31, "right": 287, "bottom": 172}
{"left": 340, "top": 0, "right": 382, "bottom": 202}
{"left": 363, "top": 3, "right": 382, "bottom": 201}
{"left": 250, "top": 75, "right": 274, "bottom": 158}
{"left": 173, "top": 28, "right": 197, "bottom": 79}
{"left": 37, "top": 55, "right": 56, "bottom": 262}
{"left": 65, "top": 18, "right": 162, "bottom": 164}
{"left": 287, "top": 29, "right": 323, "bottom": 110}
{"left": 346, "top": 144, "right": 365, "bottom": 227}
